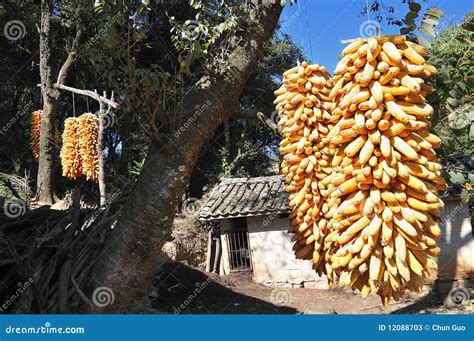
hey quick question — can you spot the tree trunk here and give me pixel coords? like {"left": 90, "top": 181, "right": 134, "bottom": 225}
{"left": 37, "top": 0, "right": 82, "bottom": 204}
{"left": 89, "top": 2, "right": 282, "bottom": 312}
{"left": 37, "top": 0, "right": 56, "bottom": 204}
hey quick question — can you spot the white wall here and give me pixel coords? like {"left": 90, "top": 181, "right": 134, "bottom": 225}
{"left": 246, "top": 215, "right": 327, "bottom": 287}
{"left": 437, "top": 198, "right": 474, "bottom": 280}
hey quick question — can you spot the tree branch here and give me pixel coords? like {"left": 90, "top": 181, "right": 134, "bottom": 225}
{"left": 56, "top": 29, "right": 83, "bottom": 87}
{"left": 52, "top": 84, "right": 121, "bottom": 110}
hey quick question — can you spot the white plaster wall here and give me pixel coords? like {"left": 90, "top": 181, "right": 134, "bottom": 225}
{"left": 438, "top": 198, "right": 474, "bottom": 280}
{"left": 246, "top": 215, "right": 327, "bottom": 286}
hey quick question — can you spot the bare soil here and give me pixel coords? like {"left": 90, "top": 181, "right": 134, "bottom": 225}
{"left": 150, "top": 262, "right": 473, "bottom": 314}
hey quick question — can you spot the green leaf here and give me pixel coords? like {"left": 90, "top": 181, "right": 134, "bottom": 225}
{"left": 448, "top": 89, "right": 458, "bottom": 98}
{"left": 460, "top": 188, "right": 470, "bottom": 203}
{"left": 400, "top": 27, "right": 413, "bottom": 35}
{"left": 468, "top": 173, "right": 474, "bottom": 185}
{"left": 426, "top": 7, "right": 444, "bottom": 19}
{"left": 461, "top": 22, "right": 474, "bottom": 32}
{"left": 423, "top": 18, "right": 439, "bottom": 26}
{"left": 449, "top": 170, "right": 465, "bottom": 185}
{"left": 405, "top": 11, "right": 419, "bottom": 23}
{"left": 447, "top": 97, "right": 459, "bottom": 107}
{"left": 409, "top": 1, "right": 421, "bottom": 12}
{"left": 456, "top": 82, "right": 467, "bottom": 92}
{"left": 470, "top": 124, "right": 474, "bottom": 140}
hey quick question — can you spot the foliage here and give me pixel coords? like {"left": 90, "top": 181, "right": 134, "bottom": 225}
{"left": 361, "top": 1, "right": 444, "bottom": 46}
{"left": 428, "top": 12, "right": 474, "bottom": 158}
{"left": 399, "top": 4, "right": 444, "bottom": 46}
{"left": 427, "top": 12, "right": 474, "bottom": 202}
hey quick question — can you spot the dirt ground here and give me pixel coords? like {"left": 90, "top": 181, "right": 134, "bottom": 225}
{"left": 150, "top": 262, "right": 473, "bottom": 314}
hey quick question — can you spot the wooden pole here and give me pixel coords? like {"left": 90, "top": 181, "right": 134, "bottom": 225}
{"left": 97, "top": 92, "right": 106, "bottom": 207}
{"left": 205, "top": 228, "right": 213, "bottom": 272}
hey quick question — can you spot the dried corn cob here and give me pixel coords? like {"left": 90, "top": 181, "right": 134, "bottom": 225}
{"left": 325, "top": 35, "right": 445, "bottom": 305}
{"left": 78, "top": 113, "right": 99, "bottom": 182}
{"left": 30, "top": 110, "right": 43, "bottom": 160}
{"left": 60, "top": 117, "right": 82, "bottom": 180}
{"left": 275, "top": 62, "right": 335, "bottom": 276}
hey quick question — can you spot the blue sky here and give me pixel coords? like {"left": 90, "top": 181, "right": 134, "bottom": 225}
{"left": 280, "top": 0, "right": 474, "bottom": 72}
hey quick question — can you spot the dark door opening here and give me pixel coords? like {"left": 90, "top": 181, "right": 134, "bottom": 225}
{"left": 226, "top": 222, "right": 252, "bottom": 272}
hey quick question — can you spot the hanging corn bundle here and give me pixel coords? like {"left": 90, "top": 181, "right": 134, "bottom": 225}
{"left": 78, "top": 113, "right": 99, "bottom": 182}
{"left": 60, "top": 117, "right": 82, "bottom": 180}
{"left": 274, "top": 61, "right": 336, "bottom": 275}
{"left": 30, "top": 110, "right": 43, "bottom": 160}
{"left": 323, "top": 35, "right": 446, "bottom": 305}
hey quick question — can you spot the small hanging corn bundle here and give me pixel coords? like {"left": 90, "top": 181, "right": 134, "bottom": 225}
{"left": 30, "top": 110, "right": 43, "bottom": 160}
{"left": 78, "top": 113, "right": 99, "bottom": 182}
{"left": 60, "top": 117, "right": 82, "bottom": 180}
{"left": 324, "top": 35, "right": 446, "bottom": 305}
{"left": 274, "top": 61, "right": 336, "bottom": 275}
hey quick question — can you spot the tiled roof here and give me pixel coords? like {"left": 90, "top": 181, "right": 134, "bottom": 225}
{"left": 198, "top": 176, "right": 290, "bottom": 220}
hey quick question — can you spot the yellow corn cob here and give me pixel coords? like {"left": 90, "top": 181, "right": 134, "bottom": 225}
{"left": 398, "top": 72, "right": 420, "bottom": 93}
{"left": 30, "top": 110, "right": 43, "bottom": 160}
{"left": 345, "top": 135, "right": 367, "bottom": 157}
{"left": 381, "top": 85, "right": 410, "bottom": 96}
{"left": 392, "top": 136, "right": 418, "bottom": 160}
{"left": 382, "top": 42, "right": 402, "bottom": 63}
{"left": 399, "top": 42, "right": 425, "bottom": 65}
{"left": 386, "top": 101, "right": 412, "bottom": 123}
{"left": 359, "top": 138, "right": 375, "bottom": 164}
{"left": 397, "top": 102, "right": 433, "bottom": 117}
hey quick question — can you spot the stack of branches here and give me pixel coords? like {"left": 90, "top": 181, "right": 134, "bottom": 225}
{"left": 0, "top": 172, "right": 33, "bottom": 201}
{"left": 0, "top": 195, "right": 123, "bottom": 313}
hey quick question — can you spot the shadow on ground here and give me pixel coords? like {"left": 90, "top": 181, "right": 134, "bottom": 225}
{"left": 150, "top": 262, "right": 298, "bottom": 314}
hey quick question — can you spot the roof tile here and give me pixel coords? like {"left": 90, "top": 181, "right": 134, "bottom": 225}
{"left": 198, "top": 176, "right": 289, "bottom": 220}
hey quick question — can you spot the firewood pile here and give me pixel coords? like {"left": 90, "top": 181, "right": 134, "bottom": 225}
{"left": 0, "top": 198, "right": 121, "bottom": 313}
